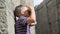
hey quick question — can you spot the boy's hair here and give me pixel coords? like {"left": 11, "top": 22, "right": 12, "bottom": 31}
{"left": 14, "top": 5, "right": 31, "bottom": 17}
{"left": 14, "top": 5, "right": 22, "bottom": 17}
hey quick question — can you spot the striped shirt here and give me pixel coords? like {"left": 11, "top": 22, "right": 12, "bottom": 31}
{"left": 15, "top": 16, "right": 30, "bottom": 34}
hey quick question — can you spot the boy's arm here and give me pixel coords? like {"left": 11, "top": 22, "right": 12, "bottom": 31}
{"left": 27, "top": 6, "right": 37, "bottom": 26}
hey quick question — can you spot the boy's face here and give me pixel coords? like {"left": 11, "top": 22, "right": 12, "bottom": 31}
{"left": 21, "top": 6, "right": 28, "bottom": 15}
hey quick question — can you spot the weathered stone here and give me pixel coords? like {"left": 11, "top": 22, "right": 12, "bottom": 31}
{"left": 35, "top": 0, "right": 59, "bottom": 34}
{"left": 0, "top": 0, "right": 21, "bottom": 34}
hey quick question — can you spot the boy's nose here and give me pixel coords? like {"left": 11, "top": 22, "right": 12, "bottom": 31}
{"left": 21, "top": 7, "right": 28, "bottom": 14}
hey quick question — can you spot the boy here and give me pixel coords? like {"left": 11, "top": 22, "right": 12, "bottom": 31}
{"left": 14, "top": 5, "right": 36, "bottom": 34}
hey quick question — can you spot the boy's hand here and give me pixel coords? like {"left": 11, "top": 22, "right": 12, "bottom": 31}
{"left": 27, "top": 17, "right": 35, "bottom": 24}
{"left": 26, "top": 5, "right": 34, "bottom": 11}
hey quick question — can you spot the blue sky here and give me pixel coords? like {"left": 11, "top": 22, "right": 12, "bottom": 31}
{"left": 34, "top": 0, "right": 43, "bottom": 6}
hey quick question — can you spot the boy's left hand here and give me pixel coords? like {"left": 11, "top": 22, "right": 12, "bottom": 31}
{"left": 27, "top": 17, "right": 35, "bottom": 24}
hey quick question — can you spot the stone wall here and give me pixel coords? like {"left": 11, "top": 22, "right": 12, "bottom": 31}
{"left": 0, "top": 0, "right": 20, "bottom": 34}
{"left": 0, "top": 0, "right": 8, "bottom": 34}
{"left": 35, "top": 0, "right": 60, "bottom": 34}
{"left": 0, "top": 0, "right": 35, "bottom": 34}
{"left": 20, "top": 0, "right": 34, "bottom": 6}
{"left": 56, "top": 0, "right": 60, "bottom": 34}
